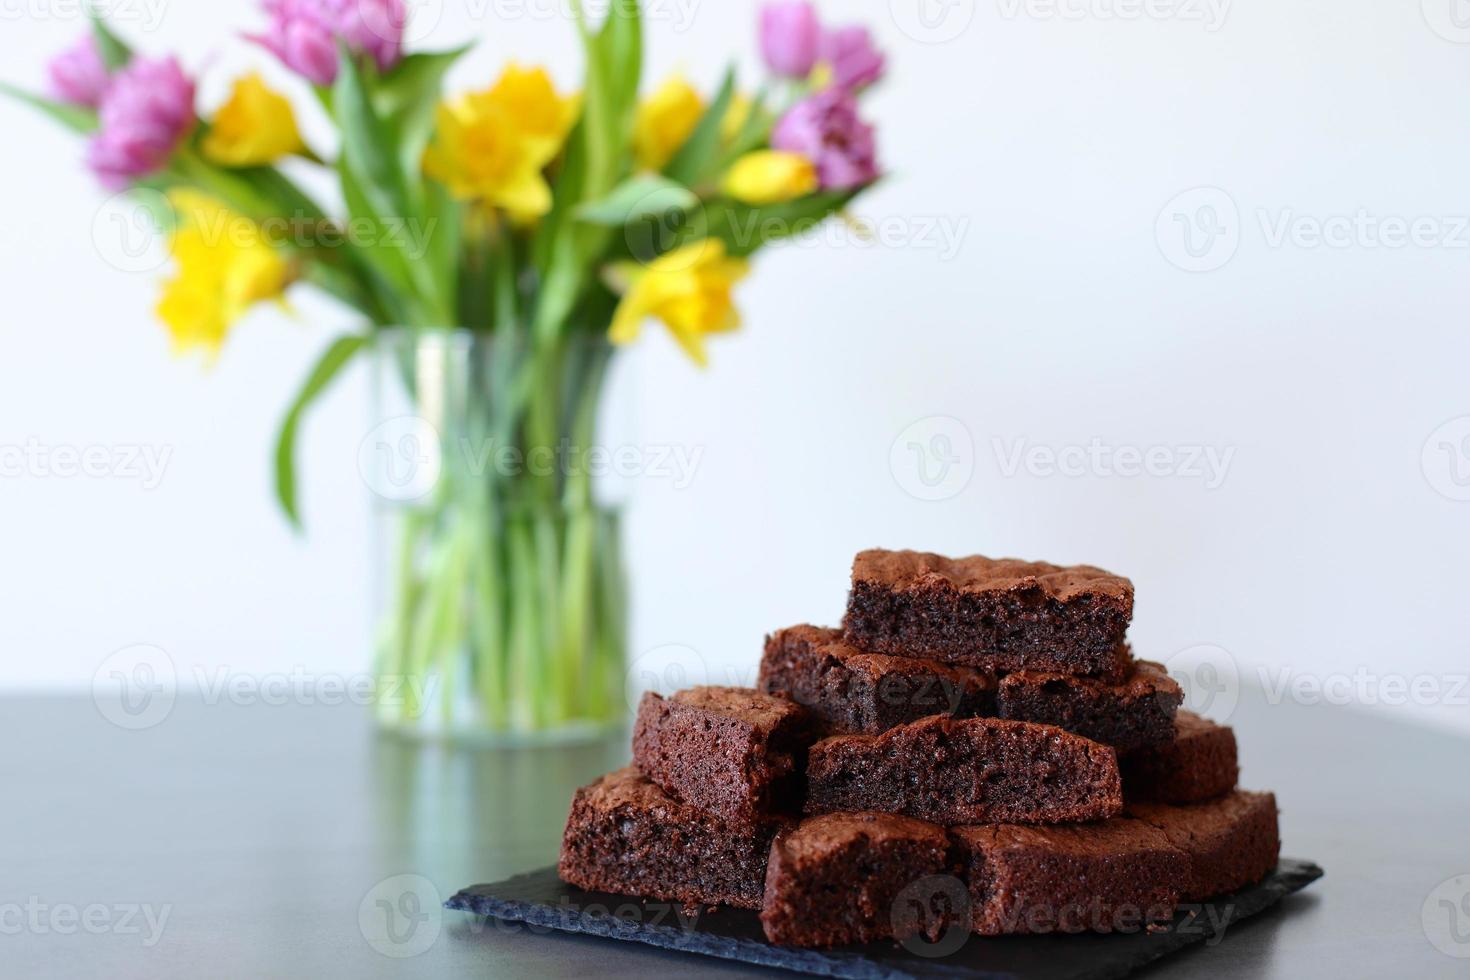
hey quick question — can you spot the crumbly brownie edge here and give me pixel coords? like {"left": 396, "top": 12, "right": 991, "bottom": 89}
{"left": 997, "top": 661, "right": 1184, "bottom": 751}
{"left": 557, "top": 770, "right": 782, "bottom": 910}
{"left": 952, "top": 821, "right": 1187, "bottom": 936}
{"left": 761, "top": 626, "right": 997, "bottom": 735}
{"left": 631, "top": 689, "right": 807, "bottom": 823}
{"left": 1129, "top": 791, "right": 1281, "bottom": 902}
{"left": 1121, "top": 712, "right": 1239, "bottom": 804}
{"left": 844, "top": 578, "right": 1131, "bottom": 676}
{"left": 760, "top": 814, "right": 952, "bottom": 947}
{"left": 804, "top": 717, "right": 1124, "bottom": 826}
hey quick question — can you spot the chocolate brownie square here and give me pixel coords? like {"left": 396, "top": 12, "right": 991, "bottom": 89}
{"left": 760, "top": 624, "right": 997, "bottom": 735}
{"left": 632, "top": 686, "right": 811, "bottom": 823}
{"left": 997, "top": 658, "right": 1183, "bottom": 750}
{"left": 951, "top": 819, "right": 1187, "bottom": 935}
{"left": 805, "top": 716, "right": 1123, "bottom": 826}
{"left": 1128, "top": 791, "right": 1280, "bottom": 902}
{"left": 760, "top": 812, "right": 952, "bottom": 947}
{"left": 843, "top": 550, "right": 1134, "bottom": 676}
{"left": 1122, "top": 711, "right": 1239, "bottom": 804}
{"left": 557, "top": 767, "right": 786, "bottom": 910}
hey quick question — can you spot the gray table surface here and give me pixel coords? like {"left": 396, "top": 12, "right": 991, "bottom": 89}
{"left": 4, "top": 688, "right": 1467, "bottom": 979}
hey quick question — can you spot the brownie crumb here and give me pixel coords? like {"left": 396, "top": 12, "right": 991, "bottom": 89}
{"left": 804, "top": 716, "right": 1123, "bottom": 826}
{"left": 760, "top": 624, "right": 997, "bottom": 735}
{"left": 1121, "top": 711, "right": 1240, "bottom": 804}
{"left": 997, "top": 658, "right": 1183, "bottom": 750}
{"left": 843, "top": 549, "right": 1135, "bottom": 676}
{"left": 951, "top": 818, "right": 1188, "bottom": 935}
{"left": 760, "top": 812, "right": 951, "bottom": 947}
{"left": 632, "top": 686, "right": 812, "bottom": 824}
{"left": 1128, "top": 790, "right": 1281, "bottom": 901}
{"left": 557, "top": 767, "right": 786, "bottom": 910}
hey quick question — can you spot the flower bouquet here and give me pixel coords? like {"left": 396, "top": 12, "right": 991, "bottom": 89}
{"left": 4, "top": 0, "right": 885, "bottom": 741}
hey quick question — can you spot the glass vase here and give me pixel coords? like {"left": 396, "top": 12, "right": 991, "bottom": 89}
{"left": 365, "top": 329, "right": 629, "bottom": 744}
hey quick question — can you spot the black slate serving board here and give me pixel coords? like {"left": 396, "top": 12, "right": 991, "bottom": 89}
{"left": 446, "top": 858, "right": 1323, "bottom": 979}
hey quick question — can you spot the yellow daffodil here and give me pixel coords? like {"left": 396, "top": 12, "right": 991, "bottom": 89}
{"left": 634, "top": 75, "right": 705, "bottom": 171}
{"left": 722, "top": 150, "right": 818, "bottom": 205}
{"left": 201, "top": 73, "right": 307, "bottom": 167}
{"left": 608, "top": 238, "right": 749, "bottom": 367}
{"left": 424, "top": 65, "right": 576, "bottom": 219}
{"left": 156, "top": 190, "right": 289, "bottom": 357}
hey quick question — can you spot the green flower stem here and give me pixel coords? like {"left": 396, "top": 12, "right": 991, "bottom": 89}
{"left": 373, "top": 334, "right": 626, "bottom": 740}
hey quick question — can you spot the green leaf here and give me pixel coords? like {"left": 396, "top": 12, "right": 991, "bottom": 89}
{"left": 530, "top": 0, "right": 643, "bottom": 342}
{"left": 274, "top": 334, "right": 370, "bottom": 530}
{"left": 88, "top": 6, "right": 133, "bottom": 72}
{"left": 664, "top": 67, "right": 735, "bottom": 187}
{"left": 334, "top": 50, "right": 411, "bottom": 225}
{"left": 576, "top": 174, "right": 697, "bottom": 226}
{"left": 371, "top": 46, "right": 471, "bottom": 189}
{"left": 0, "top": 81, "right": 98, "bottom": 133}
{"left": 598, "top": 0, "right": 643, "bottom": 137}
{"left": 717, "top": 87, "right": 774, "bottom": 170}
{"left": 333, "top": 49, "right": 447, "bottom": 323}
{"left": 704, "top": 187, "right": 869, "bottom": 258}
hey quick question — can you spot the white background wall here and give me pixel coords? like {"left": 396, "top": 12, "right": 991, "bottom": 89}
{"left": 2, "top": 0, "right": 1468, "bottom": 734}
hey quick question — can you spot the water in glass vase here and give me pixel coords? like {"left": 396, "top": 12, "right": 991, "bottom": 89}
{"left": 365, "top": 329, "right": 629, "bottom": 744}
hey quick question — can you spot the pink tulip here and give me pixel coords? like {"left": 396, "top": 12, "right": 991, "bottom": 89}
{"left": 48, "top": 35, "right": 111, "bottom": 109}
{"left": 821, "top": 25, "right": 885, "bottom": 91}
{"left": 760, "top": 2, "right": 822, "bottom": 79}
{"left": 771, "top": 89, "right": 879, "bottom": 191}
{"left": 252, "top": 0, "right": 406, "bottom": 87}
{"left": 87, "top": 57, "right": 196, "bottom": 190}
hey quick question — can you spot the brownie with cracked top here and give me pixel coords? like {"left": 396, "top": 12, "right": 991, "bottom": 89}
{"left": 1128, "top": 790, "right": 1280, "bottom": 901}
{"left": 804, "top": 716, "right": 1123, "bottom": 826}
{"left": 998, "top": 658, "right": 1183, "bottom": 750}
{"left": 557, "top": 767, "right": 786, "bottom": 910}
{"left": 843, "top": 549, "right": 1134, "bottom": 677}
{"left": 760, "top": 811, "right": 952, "bottom": 947}
{"left": 951, "top": 818, "right": 1188, "bottom": 935}
{"left": 632, "top": 686, "right": 812, "bottom": 824}
{"left": 759, "top": 624, "right": 997, "bottom": 735}
{"left": 1121, "top": 711, "right": 1239, "bottom": 804}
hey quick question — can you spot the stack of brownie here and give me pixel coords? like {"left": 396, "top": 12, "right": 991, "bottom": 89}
{"left": 559, "top": 549, "right": 1281, "bottom": 948}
